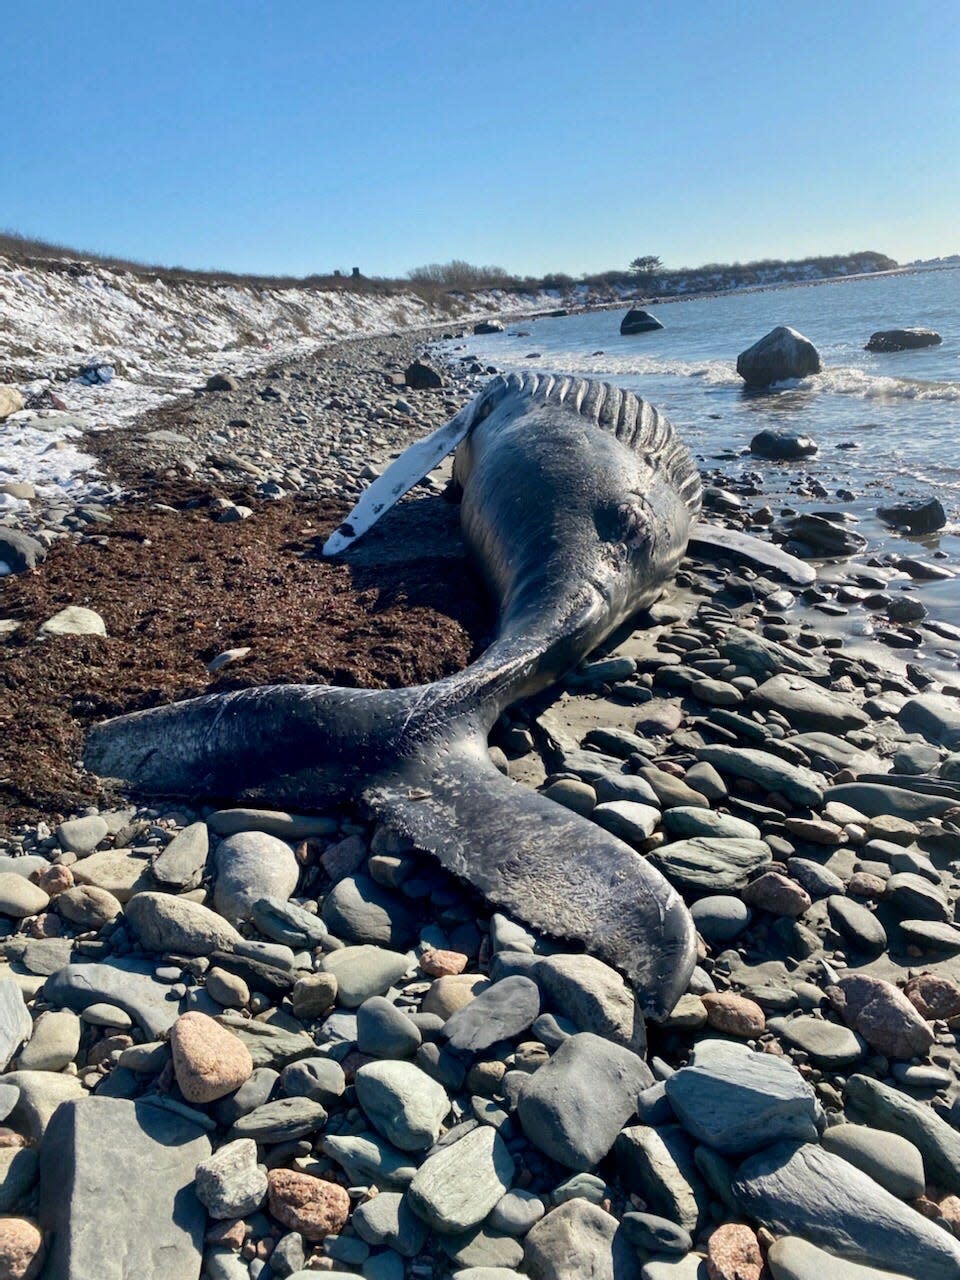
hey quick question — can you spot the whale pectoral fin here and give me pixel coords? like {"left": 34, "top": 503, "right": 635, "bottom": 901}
{"left": 323, "top": 403, "right": 474, "bottom": 556}
{"left": 364, "top": 741, "right": 697, "bottom": 1020}
{"left": 689, "top": 522, "right": 817, "bottom": 586}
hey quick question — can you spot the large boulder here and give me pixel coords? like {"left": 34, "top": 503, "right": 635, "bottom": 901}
{"left": 620, "top": 309, "right": 663, "bottom": 335}
{"left": 0, "top": 529, "right": 46, "bottom": 574}
{"left": 473, "top": 321, "right": 503, "bottom": 335}
{"left": 736, "top": 326, "right": 821, "bottom": 388}
{"left": 749, "top": 430, "right": 818, "bottom": 460}
{"left": 866, "top": 328, "right": 941, "bottom": 352}
{"left": 404, "top": 360, "right": 443, "bottom": 390}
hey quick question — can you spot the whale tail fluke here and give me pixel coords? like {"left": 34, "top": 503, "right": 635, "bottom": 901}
{"left": 84, "top": 680, "right": 696, "bottom": 1017}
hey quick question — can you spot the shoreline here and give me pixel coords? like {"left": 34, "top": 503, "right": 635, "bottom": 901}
{"left": 2, "top": 324, "right": 960, "bottom": 1277}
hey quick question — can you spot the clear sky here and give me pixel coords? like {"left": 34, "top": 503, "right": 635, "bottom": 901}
{"left": 2, "top": 1, "right": 958, "bottom": 277}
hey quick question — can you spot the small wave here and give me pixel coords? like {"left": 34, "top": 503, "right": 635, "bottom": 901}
{"left": 819, "top": 367, "right": 960, "bottom": 402}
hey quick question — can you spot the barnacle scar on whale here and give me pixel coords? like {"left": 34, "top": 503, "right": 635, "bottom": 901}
{"left": 85, "top": 372, "right": 812, "bottom": 1017}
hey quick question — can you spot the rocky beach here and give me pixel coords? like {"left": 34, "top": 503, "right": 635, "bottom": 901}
{"left": 3, "top": 316, "right": 960, "bottom": 1280}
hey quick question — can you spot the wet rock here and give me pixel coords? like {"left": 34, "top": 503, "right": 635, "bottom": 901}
{"left": 404, "top": 359, "right": 443, "bottom": 389}
{"left": 620, "top": 309, "right": 663, "bottom": 335}
{"left": 753, "top": 673, "right": 869, "bottom": 734}
{"left": 736, "top": 326, "right": 821, "bottom": 388}
{"left": 866, "top": 328, "right": 941, "bottom": 352}
{"left": 898, "top": 693, "right": 960, "bottom": 750}
{"left": 750, "top": 431, "right": 818, "bottom": 461}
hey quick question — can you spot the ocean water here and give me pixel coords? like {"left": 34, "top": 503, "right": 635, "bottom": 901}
{"left": 439, "top": 267, "right": 960, "bottom": 621}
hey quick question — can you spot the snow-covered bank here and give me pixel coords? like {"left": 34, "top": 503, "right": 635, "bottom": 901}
{"left": 0, "top": 255, "right": 546, "bottom": 508}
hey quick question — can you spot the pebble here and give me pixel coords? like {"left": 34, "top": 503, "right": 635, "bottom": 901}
{"left": 266, "top": 1169, "right": 350, "bottom": 1241}
{"left": 523, "top": 1199, "right": 638, "bottom": 1280}
{"left": 706, "top": 1222, "right": 763, "bottom": 1280}
{"left": 213, "top": 831, "right": 300, "bottom": 925}
{"left": 689, "top": 896, "right": 752, "bottom": 943}
{"left": 774, "top": 1015, "right": 864, "bottom": 1068}
{"left": 56, "top": 815, "right": 108, "bottom": 855}
{"left": 124, "top": 891, "right": 242, "bottom": 955}
{"left": 0, "top": 1217, "right": 43, "bottom": 1280}
{"left": 533, "top": 953, "right": 646, "bottom": 1052}
{"left": 152, "top": 821, "right": 209, "bottom": 890}
{"left": 16, "top": 1011, "right": 80, "bottom": 1072}
{"left": 444, "top": 976, "right": 541, "bottom": 1051}
{"left": 701, "top": 992, "right": 765, "bottom": 1037}
{"left": 652, "top": 837, "right": 772, "bottom": 892}
{"left": 354, "top": 1059, "right": 450, "bottom": 1151}
{"left": 352, "top": 1189, "right": 428, "bottom": 1256}
{"left": 169, "top": 1012, "right": 254, "bottom": 1103}
{"left": 195, "top": 1138, "right": 268, "bottom": 1218}
{"left": 0, "top": 983, "right": 33, "bottom": 1072}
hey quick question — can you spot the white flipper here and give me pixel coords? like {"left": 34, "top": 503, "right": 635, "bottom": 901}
{"left": 323, "top": 404, "right": 474, "bottom": 556}
{"left": 689, "top": 522, "right": 817, "bottom": 586}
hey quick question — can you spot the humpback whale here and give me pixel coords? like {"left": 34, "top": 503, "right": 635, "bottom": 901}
{"left": 85, "top": 372, "right": 804, "bottom": 1017}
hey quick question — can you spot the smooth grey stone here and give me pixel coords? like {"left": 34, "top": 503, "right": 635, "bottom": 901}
{"left": 280, "top": 1057, "right": 345, "bottom": 1105}
{"left": 444, "top": 976, "right": 541, "bottom": 1051}
{"left": 443, "top": 1224, "right": 524, "bottom": 1272}
{"left": 195, "top": 1138, "right": 268, "bottom": 1218}
{"left": 898, "top": 693, "right": 960, "bottom": 750}
{"left": 822, "top": 1123, "right": 925, "bottom": 1200}
{"left": 530, "top": 1012, "right": 576, "bottom": 1049}
{"left": 0, "top": 1081, "right": 20, "bottom": 1122}
{"left": 230, "top": 1097, "right": 327, "bottom": 1143}
{"left": 621, "top": 1211, "right": 692, "bottom": 1256}
{"left": 775, "top": 1016, "right": 864, "bottom": 1068}
{"left": 826, "top": 782, "right": 958, "bottom": 820}
{"left": 642, "top": 1258, "right": 708, "bottom": 1280}
{"left": 591, "top": 801, "right": 660, "bottom": 843}
{"left": 0, "top": 855, "right": 48, "bottom": 879}
{"left": 533, "top": 954, "right": 645, "bottom": 1052}
{"left": 752, "top": 673, "right": 868, "bottom": 733}
{"left": 689, "top": 895, "right": 752, "bottom": 943}
{"left": 661, "top": 807, "right": 760, "bottom": 840}
{"left": 845, "top": 1073, "right": 960, "bottom": 1194}
{"left": 214, "top": 830, "right": 299, "bottom": 925}
{"left": 636, "top": 1080, "right": 673, "bottom": 1126}
{"left": 357, "top": 996, "right": 422, "bottom": 1058}
{"left": 652, "top": 837, "right": 772, "bottom": 891}
{"left": 352, "top": 1189, "right": 428, "bottom": 1255}
{"left": 518, "top": 1032, "right": 652, "bottom": 1171}
{"left": 270, "top": 1232, "right": 305, "bottom": 1278}
{"left": 18, "top": 1009, "right": 80, "bottom": 1071}
{"left": 488, "top": 1189, "right": 545, "bottom": 1236}
{"left": 635, "top": 766, "right": 710, "bottom": 810}
{"left": 204, "top": 1248, "right": 252, "bottom": 1280}
{"left": 408, "top": 1125, "right": 515, "bottom": 1234}
{"left": 22, "top": 938, "right": 76, "bottom": 976}
{"left": 44, "top": 956, "right": 181, "bottom": 1037}
{"left": 614, "top": 1124, "right": 711, "bottom": 1233}
{"left": 118, "top": 1040, "right": 169, "bottom": 1074}
{"left": 355, "top": 1060, "right": 450, "bottom": 1151}
{"left": 206, "top": 808, "right": 337, "bottom": 838}
{"left": 827, "top": 896, "right": 887, "bottom": 955}
{"left": 0, "top": 1146, "right": 38, "bottom": 1212}
{"left": 523, "top": 1198, "right": 641, "bottom": 1280}
{"left": 251, "top": 896, "right": 329, "bottom": 948}
{"left": 551, "top": 1172, "right": 609, "bottom": 1206}
{"left": 321, "top": 874, "right": 418, "bottom": 947}
{"left": 899, "top": 918, "right": 960, "bottom": 950}
{"left": 320, "top": 945, "right": 410, "bottom": 1008}
{"left": 57, "top": 815, "right": 108, "bottom": 854}
{"left": 0, "top": 978, "right": 32, "bottom": 1069}
{"left": 320, "top": 1132, "right": 417, "bottom": 1190}
{"left": 885, "top": 872, "right": 950, "bottom": 921}
{"left": 593, "top": 773, "right": 661, "bottom": 807}
{"left": 697, "top": 745, "right": 824, "bottom": 806}
{"left": 664, "top": 1039, "right": 820, "bottom": 1156}
{"left": 767, "top": 1236, "right": 914, "bottom": 1280}
{"left": 215, "top": 1014, "right": 315, "bottom": 1068}
{"left": 733, "top": 1140, "right": 960, "bottom": 1279}
{"left": 39, "top": 1098, "right": 211, "bottom": 1280}
{"left": 151, "top": 821, "right": 209, "bottom": 890}
{"left": 787, "top": 857, "right": 845, "bottom": 899}
{"left": 124, "top": 891, "right": 241, "bottom": 956}
{"left": 212, "top": 1066, "right": 279, "bottom": 1126}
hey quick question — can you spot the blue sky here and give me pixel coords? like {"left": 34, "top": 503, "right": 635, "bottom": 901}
{"left": 2, "top": 1, "right": 957, "bottom": 277}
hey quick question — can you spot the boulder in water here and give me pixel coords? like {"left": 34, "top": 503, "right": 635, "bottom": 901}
{"left": 877, "top": 497, "right": 947, "bottom": 533}
{"left": 620, "top": 309, "right": 663, "bottom": 335}
{"left": 736, "top": 326, "right": 821, "bottom": 388}
{"left": 750, "top": 430, "right": 818, "bottom": 460}
{"left": 866, "top": 328, "right": 941, "bottom": 352}
{"left": 473, "top": 320, "right": 503, "bottom": 335}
